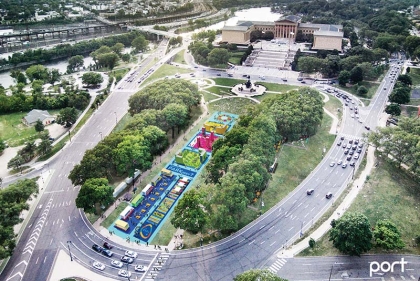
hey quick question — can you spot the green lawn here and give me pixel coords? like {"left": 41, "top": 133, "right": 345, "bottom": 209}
{"left": 0, "top": 112, "right": 38, "bottom": 147}
{"left": 258, "top": 82, "right": 299, "bottom": 93}
{"left": 208, "top": 97, "right": 258, "bottom": 115}
{"left": 205, "top": 86, "right": 233, "bottom": 96}
{"left": 300, "top": 160, "right": 420, "bottom": 256}
{"left": 213, "top": 78, "right": 247, "bottom": 87}
{"left": 409, "top": 68, "right": 420, "bottom": 86}
{"left": 261, "top": 113, "right": 336, "bottom": 214}
{"left": 324, "top": 95, "right": 343, "bottom": 120}
{"left": 101, "top": 202, "right": 129, "bottom": 228}
{"left": 228, "top": 51, "right": 245, "bottom": 65}
{"left": 146, "top": 64, "right": 192, "bottom": 82}
{"left": 201, "top": 91, "right": 220, "bottom": 102}
{"left": 172, "top": 50, "right": 186, "bottom": 64}
{"left": 337, "top": 81, "right": 379, "bottom": 99}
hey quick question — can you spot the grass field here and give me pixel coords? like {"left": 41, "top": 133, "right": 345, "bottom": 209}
{"left": 324, "top": 95, "right": 343, "bottom": 119}
{"left": 337, "top": 81, "right": 380, "bottom": 99}
{"left": 146, "top": 64, "right": 192, "bottom": 82}
{"left": 208, "top": 97, "right": 258, "bottom": 115}
{"left": 409, "top": 68, "right": 420, "bottom": 86}
{"left": 101, "top": 202, "right": 129, "bottom": 228}
{"left": 0, "top": 112, "right": 39, "bottom": 147}
{"left": 204, "top": 86, "right": 233, "bottom": 96}
{"left": 257, "top": 82, "right": 299, "bottom": 93}
{"left": 300, "top": 160, "right": 420, "bottom": 256}
{"left": 213, "top": 78, "right": 247, "bottom": 87}
{"left": 201, "top": 91, "right": 220, "bottom": 102}
{"left": 172, "top": 50, "right": 186, "bottom": 64}
{"left": 261, "top": 113, "right": 335, "bottom": 213}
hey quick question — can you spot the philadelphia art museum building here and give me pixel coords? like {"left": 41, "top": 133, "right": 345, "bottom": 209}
{"left": 221, "top": 15, "right": 343, "bottom": 51}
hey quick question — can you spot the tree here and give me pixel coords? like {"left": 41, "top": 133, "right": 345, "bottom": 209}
{"left": 298, "top": 56, "right": 324, "bottom": 73}
{"left": 132, "top": 35, "right": 149, "bottom": 52}
{"left": 67, "top": 55, "right": 84, "bottom": 73}
{"left": 162, "top": 103, "right": 188, "bottom": 138}
{"left": 75, "top": 178, "right": 113, "bottom": 214}
{"left": 25, "top": 64, "right": 48, "bottom": 82}
{"left": 37, "top": 132, "right": 52, "bottom": 156}
{"left": 389, "top": 86, "right": 410, "bottom": 104}
{"left": 0, "top": 179, "right": 38, "bottom": 259}
{"left": 385, "top": 103, "right": 401, "bottom": 116}
{"left": 10, "top": 69, "right": 27, "bottom": 84}
{"left": 329, "top": 212, "right": 373, "bottom": 256}
{"left": 34, "top": 120, "right": 44, "bottom": 132}
{"left": 373, "top": 220, "right": 405, "bottom": 250}
{"left": 234, "top": 269, "right": 288, "bottom": 281}
{"left": 111, "top": 43, "right": 124, "bottom": 56}
{"left": 207, "top": 48, "right": 230, "bottom": 66}
{"left": 82, "top": 72, "right": 103, "bottom": 87}
{"left": 350, "top": 66, "right": 363, "bottom": 83}
{"left": 0, "top": 139, "right": 6, "bottom": 154}
{"left": 56, "top": 107, "right": 78, "bottom": 127}
{"left": 170, "top": 189, "right": 208, "bottom": 233}
{"left": 309, "top": 237, "right": 316, "bottom": 248}
{"left": 338, "top": 70, "right": 350, "bottom": 86}
{"left": 121, "top": 54, "right": 131, "bottom": 62}
{"left": 97, "top": 52, "right": 119, "bottom": 70}
{"left": 357, "top": 85, "right": 368, "bottom": 97}
{"left": 397, "top": 74, "right": 412, "bottom": 86}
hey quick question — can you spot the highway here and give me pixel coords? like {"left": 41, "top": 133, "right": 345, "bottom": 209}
{"left": 0, "top": 34, "right": 409, "bottom": 281}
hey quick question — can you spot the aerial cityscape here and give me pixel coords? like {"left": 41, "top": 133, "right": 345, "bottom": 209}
{"left": 0, "top": 0, "right": 420, "bottom": 281}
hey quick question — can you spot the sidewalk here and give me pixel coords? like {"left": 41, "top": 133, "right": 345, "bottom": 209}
{"left": 278, "top": 112, "right": 389, "bottom": 258}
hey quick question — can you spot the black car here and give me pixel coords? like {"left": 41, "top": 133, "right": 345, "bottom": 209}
{"left": 326, "top": 192, "right": 333, "bottom": 199}
{"left": 344, "top": 149, "right": 349, "bottom": 155}
{"left": 92, "top": 244, "right": 102, "bottom": 253}
{"left": 365, "top": 126, "right": 371, "bottom": 130}
{"left": 307, "top": 189, "right": 314, "bottom": 195}
{"left": 337, "top": 141, "right": 342, "bottom": 146}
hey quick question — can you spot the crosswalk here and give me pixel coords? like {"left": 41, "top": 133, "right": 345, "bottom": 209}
{"left": 267, "top": 258, "right": 288, "bottom": 273}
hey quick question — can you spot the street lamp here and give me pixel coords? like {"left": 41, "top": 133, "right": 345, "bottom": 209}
{"left": 99, "top": 132, "right": 103, "bottom": 140}
{"left": 126, "top": 262, "right": 131, "bottom": 281}
{"left": 67, "top": 241, "right": 73, "bottom": 261}
{"left": 114, "top": 111, "right": 117, "bottom": 126}
{"left": 300, "top": 220, "right": 304, "bottom": 237}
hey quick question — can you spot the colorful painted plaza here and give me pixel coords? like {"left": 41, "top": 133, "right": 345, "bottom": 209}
{"left": 108, "top": 112, "right": 238, "bottom": 243}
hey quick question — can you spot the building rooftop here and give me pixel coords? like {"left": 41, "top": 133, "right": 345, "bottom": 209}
{"left": 313, "top": 30, "right": 344, "bottom": 37}
{"left": 299, "top": 23, "right": 343, "bottom": 32}
{"left": 222, "top": 25, "right": 251, "bottom": 31}
{"left": 276, "top": 15, "right": 302, "bottom": 23}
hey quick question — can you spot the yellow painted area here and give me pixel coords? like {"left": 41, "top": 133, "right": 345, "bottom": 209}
{"left": 204, "top": 121, "right": 228, "bottom": 135}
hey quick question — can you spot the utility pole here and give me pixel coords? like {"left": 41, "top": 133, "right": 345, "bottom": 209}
{"left": 67, "top": 241, "right": 73, "bottom": 261}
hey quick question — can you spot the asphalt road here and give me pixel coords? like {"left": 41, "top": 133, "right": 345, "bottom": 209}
{"left": 2, "top": 39, "right": 172, "bottom": 281}
{"left": 279, "top": 255, "right": 420, "bottom": 281}
{"left": 0, "top": 39, "right": 411, "bottom": 281}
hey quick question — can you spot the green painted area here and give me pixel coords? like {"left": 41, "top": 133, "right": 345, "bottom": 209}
{"left": 175, "top": 149, "right": 206, "bottom": 169}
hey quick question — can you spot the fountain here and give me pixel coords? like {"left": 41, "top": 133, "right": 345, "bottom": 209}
{"left": 231, "top": 76, "right": 266, "bottom": 97}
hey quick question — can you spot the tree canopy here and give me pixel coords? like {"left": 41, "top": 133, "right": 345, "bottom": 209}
{"left": 373, "top": 219, "right": 405, "bottom": 250}
{"left": 234, "top": 269, "right": 288, "bottom": 281}
{"left": 329, "top": 212, "right": 373, "bottom": 256}
{"left": 75, "top": 178, "right": 114, "bottom": 214}
{"left": 0, "top": 179, "right": 38, "bottom": 259}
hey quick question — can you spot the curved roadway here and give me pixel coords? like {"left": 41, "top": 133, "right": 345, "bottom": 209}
{"left": 1, "top": 38, "right": 404, "bottom": 281}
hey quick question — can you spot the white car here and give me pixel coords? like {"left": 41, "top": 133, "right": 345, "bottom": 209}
{"left": 118, "top": 270, "right": 132, "bottom": 278}
{"left": 125, "top": 250, "right": 138, "bottom": 258}
{"left": 135, "top": 265, "right": 148, "bottom": 272}
{"left": 111, "top": 260, "right": 123, "bottom": 268}
{"left": 93, "top": 261, "right": 105, "bottom": 271}
{"left": 350, "top": 114, "right": 354, "bottom": 118}
{"left": 329, "top": 162, "right": 335, "bottom": 167}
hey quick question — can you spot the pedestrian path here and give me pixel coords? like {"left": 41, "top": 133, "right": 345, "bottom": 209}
{"left": 267, "top": 258, "right": 288, "bottom": 273}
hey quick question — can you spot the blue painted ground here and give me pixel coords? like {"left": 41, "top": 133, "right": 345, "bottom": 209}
{"left": 107, "top": 112, "right": 239, "bottom": 244}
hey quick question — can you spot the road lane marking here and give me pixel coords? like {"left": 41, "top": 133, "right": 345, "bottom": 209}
{"left": 288, "top": 227, "right": 294, "bottom": 231}
{"left": 270, "top": 241, "right": 276, "bottom": 246}
{"left": 259, "top": 225, "right": 265, "bottom": 230}
{"left": 275, "top": 229, "right": 281, "bottom": 234}
{"left": 43, "top": 256, "right": 47, "bottom": 263}
{"left": 297, "top": 203, "right": 302, "bottom": 208}
{"left": 304, "top": 213, "right": 309, "bottom": 218}
{"left": 248, "top": 240, "right": 255, "bottom": 245}
{"left": 260, "top": 241, "right": 265, "bottom": 244}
